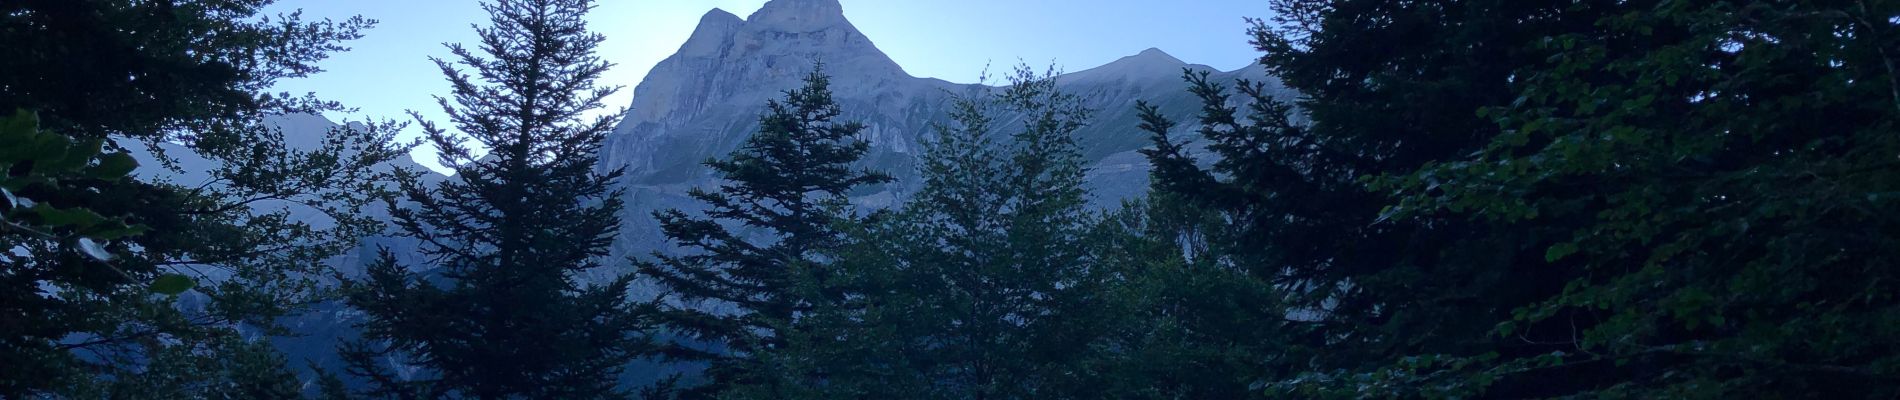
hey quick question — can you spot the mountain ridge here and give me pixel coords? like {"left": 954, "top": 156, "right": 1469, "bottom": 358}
{"left": 268, "top": 0, "right": 1289, "bottom": 389}
{"left": 596, "top": 0, "right": 1287, "bottom": 270}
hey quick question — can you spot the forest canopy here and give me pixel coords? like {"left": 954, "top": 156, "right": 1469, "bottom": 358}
{"left": 2, "top": 0, "right": 1895, "bottom": 398}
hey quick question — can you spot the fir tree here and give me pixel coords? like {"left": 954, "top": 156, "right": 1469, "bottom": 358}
{"left": 1133, "top": 8, "right": 1536, "bottom": 396}
{"left": 340, "top": 0, "right": 647, "bottom": 398}
{"left": 1136, "top": 0, "right": 1900, "bottom": 397}
{"left": 756, "top": 66, "right": 1107, "bottom": 399}
{"left": 1355, "top": 0, "right": 1900, "bottom": 396}
{"left": 638, "top": 65, "right": 891, "bottom": 398}
{"left": 1079, "top": 192, "right": 1287, "bottom": 399}
{"left": 893, "top": 66, "right": 1103, "bottom": 399}
{"left": 0, "top": 1, "right": 402, "bottom": 396}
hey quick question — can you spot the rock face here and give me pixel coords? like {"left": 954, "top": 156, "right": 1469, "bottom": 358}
{"left": 605, "top": 0, "right": 940, "bottom": 184}
{"left": 599, "top": 0, "right": 1284, "bottom": 271}
{"left": 267, "top": 0, "right": 1288, "bottom": 389}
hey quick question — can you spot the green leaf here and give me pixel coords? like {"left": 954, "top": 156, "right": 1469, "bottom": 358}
{"left": 87, "top": 223, "right": 151, "bottom": 241}
{"left": 22, "top": 135, "right": 71, "bottom": 171}
{"left": 89, "top": 152, "right": 139, "bottom": 180}
{"left": 150, "top": 274, "right": 195, "bottom": 295}
{"left": 2, "top": 109, "right": 35, "bottom": 129}
{"left": 42, "top": 138, "right": 103, "bottom": 173}
{"left": 32, "top": 203, "right": 105, "bottom": 229}
{"left": 1495, "top": 321, "right": 1518, "bottom": 337}
{"left": 1545, "top": 242, "right": 1579, "bottom": 262}
{"left": 0, "top": 111, "right": 44, "bottom": 163}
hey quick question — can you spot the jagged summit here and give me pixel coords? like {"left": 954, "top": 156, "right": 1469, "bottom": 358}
{"left": 624, "top": 0, "right": 904, "bottom": 124}
{"left": 607, "top": 0, "right": 926, "bottom": 182}
{"left": 745, "top": 0, "right": 846, "bottom": 31}
{"left": 603, "top": 0, "right": 1275, "bottom": 195}
{"left": 700, "top": 7, "right": 742, "bottom": 25}
{"left": 704, "top": 7, "right": 739, "bottom": 19}
{"left": 636, "top": 0, "right": 880, "bottom": 129}
{"left": 559, "top": 0, "right": 1301, "bottom": 324}
{"left": 677, "top": 9, "right": 741, "bottom": 57}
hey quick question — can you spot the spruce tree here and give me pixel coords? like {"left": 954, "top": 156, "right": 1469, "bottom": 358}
{"left": 340, "top": 0, "right": 646, "bottom": 398}
{"left": 1350, "top": 0, "right": 1900, "bottom": 397}
{"left": 1, "top": 1, "right": 402, "bottom": 396}
{"left": 758, "top": 66, "right": 1107, "bottom": 399}
{"left": 1077, "top": 192, "right": 1288, "bottom": 399}
{"left": 895, "top": 66, "right": 1103, "bottom": 399}
{"left": 1136, "top": 0, "right": 1900, "bottom": 397}
{"left": 638, "top": 66, "right": 891, "bottom": 398}
{"left": 1133, "top": 9, "right": 1533, "bottom": 396}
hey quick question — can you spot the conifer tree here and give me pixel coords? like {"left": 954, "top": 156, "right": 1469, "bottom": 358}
{"left": 1138, "top": 0, "right": 1900, "bottom": 397}
{"left": 757, "top": 66, "right": 1107, "bottom": 399}
{"left": 1348, "top": 0, "right": 1900, "bottom": 396}
{"left": 340, "top": 0, "right": 647, "bottom": 398}
{"left": 638, "top": 66, "right": 890, "bottom": 398}
{"left": 894, "top": 66, "right": 1103, "bottom": 398}
{"left": 1, "top": 1, "right": 402, "bottom": 396}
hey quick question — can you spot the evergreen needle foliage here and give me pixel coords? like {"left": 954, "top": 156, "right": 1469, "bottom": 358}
{"left": 722, "top": 65, "right": 1114, "bottom": 400}
{"left": 1, "top": 1, "right": 405, "bottom": 397}
{"left": 1134, "top": 0, "right": 1900, "bottom": 397}
{"left": 339, "top": 0, "right": 649, "bottom": 398}
{"left": 9, "top": 0, "right": 1899, "bottom": 398}
{"left": 639, "top": 65, "right": 892, "bottom": 399}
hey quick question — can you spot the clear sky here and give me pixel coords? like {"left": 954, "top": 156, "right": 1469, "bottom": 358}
{"left": 265, "top": 0, "right": 1271, "bottom": 171}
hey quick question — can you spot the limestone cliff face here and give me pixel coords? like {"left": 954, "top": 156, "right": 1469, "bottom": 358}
{"left": 596, "top": 0, "right": 1285, "bottom": 270}
{"left": 268, "top": 0, "right": 1288, "bottom": 387}
{"left": 599, "top": 0, "right": 960, "bottom": 269}
{"left": 605, "top": 0, "right": 953, "bottom": 185}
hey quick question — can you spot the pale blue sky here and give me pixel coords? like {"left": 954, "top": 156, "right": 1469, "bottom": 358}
{"left": 266, "top": 0, "right": 1269, "bottom": 170}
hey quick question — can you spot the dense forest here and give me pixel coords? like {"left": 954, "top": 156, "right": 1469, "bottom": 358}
{"left": 2, "top": 0, "right": 1897, "bottom": 398}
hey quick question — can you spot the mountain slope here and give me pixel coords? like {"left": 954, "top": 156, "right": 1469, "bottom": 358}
{"left": 599, "top": 0, "right": 1288, "bottom": 270}
{"left": 265, "top": 0, "right": 1287, "bottom": 389}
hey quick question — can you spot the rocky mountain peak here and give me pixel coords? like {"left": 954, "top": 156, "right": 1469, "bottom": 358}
{"left": 1060, "top": 47, "right": 1191, "bottom": 83}
{"left": 676, "top": 9, "right": 742, "bottom": 57}
{"left": 623, "top": 0, "right": 902, "bottom": 123}
{"left": 1132, "top": 47, "right": 1185, "bottom": 64}
{"left": 602, "top": 0, "right": 1267, "bottom": 198}
{"left": 745, "top": 0, "right": 847, "bottom": 32}
{"left": 607, "top": 0, "right": 921, "bottom": 183}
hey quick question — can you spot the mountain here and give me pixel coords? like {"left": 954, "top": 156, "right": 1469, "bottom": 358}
{"left": 252, "top": 0, "right": 1287, "bottom": 389}
{"left": 604, "top": 0, "right": 944, "bottom": 185}
{"left": 599, "top": 0, "right": 1286, "bottom": 274}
